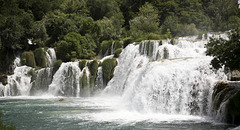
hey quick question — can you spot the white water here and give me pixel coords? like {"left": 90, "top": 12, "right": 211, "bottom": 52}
{"left": 104, "top": 35, "right": 227, "bottom": 116}
{"left": 0, "top": 34, "right": 230, "bottom": 120}
{"left": 46, "top": 48, "right": 57, "bottom": 67}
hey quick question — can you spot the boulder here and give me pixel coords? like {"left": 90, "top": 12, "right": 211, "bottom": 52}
{"left": 212, "top": 81, "right": 240, "bottom": 124}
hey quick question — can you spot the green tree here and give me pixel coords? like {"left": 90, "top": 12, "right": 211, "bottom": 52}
{"left": 45, "top": 10, "right": 78, "bottom": 45}
{"left": 56, "top": 32, "right": 96, "bottom": 61}
{"left": 130, "top": 2, "right": 159, "bottom": 38}
{"left": 206, "top": 29, "right": 240, "bottom": 70}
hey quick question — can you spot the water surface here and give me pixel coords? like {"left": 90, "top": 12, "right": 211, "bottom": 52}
{"left": 0, "top": 96, "right": 234, "bottom": 130}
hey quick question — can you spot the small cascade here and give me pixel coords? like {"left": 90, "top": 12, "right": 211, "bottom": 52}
{"left": 48, "top": 61, "right": 92, "bottom": 97}
{"left": 111, "top": 41, "right": 115, "bottom": 55}
{"left": 105, "top": 35, "right": 227, "bottom": 115}
{"left": 94, "top": 67, "right": 104, "bottom": 92}
{"left": 30, "top": 68, "right": 53, "bottom": 96}
{"left": 12, "top": 57, "right": 21, "bottom": 71}
{"left": 46, "top": 48, "right": 57, "bottom": 67}
{"left": 48, "top": 62, "right": 81, "bottom": 96}
{"left": 5, "top": 66, "right": 33, "bottom": 96}
{"left": 80, "top": 66, "right": 91, "bottom": 97}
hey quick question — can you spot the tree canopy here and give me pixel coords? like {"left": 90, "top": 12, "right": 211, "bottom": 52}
{"left": 206, "top": 29, "right": 240, "bottom": 70}
{"left": 0, "top": 0, "right": 239, "bottom": 74}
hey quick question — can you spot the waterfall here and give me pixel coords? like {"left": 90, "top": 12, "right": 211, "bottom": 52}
{"left": 6, "top": 66, "right": 33, "bottom": 96}
{"left": 95, "top": 67, "right": 104, "bottom": 92}
{"left": 0, "top": 48, "right": 57, "bottom": 96}
{"left": 104, "top": 35, "right": 227, "bottom": 115}
{"left": 48, "top": 62, "right": 81, "bottom": 96}
{"left": 48, "top": 61, "right": 92, "bottom": 97}
{"left": 30, "top": 68, "right": 53, "bottom": 96}
{"left": 46, "top": 48, "right": 57, "bottom": 67}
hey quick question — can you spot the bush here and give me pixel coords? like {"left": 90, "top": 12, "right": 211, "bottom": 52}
{"left": 21, "top": 51, "right": 36, "bottom": 68}
{"left": 102, "top": 58, "right": 117, "bottom": 83}
{"left": 123, "top": 37, "right": 132, "bottom": 48}
{"left": 34, "top": 48, "right": 48, "bottom": 68}
{"left": 114, "top": 40, "right": 122, "bottom": 50}
{"left": 56, "top": 32, "right": 96, "bottom": 62}
{"left": 114, "top": 48, "right": 122, "bottom": 58}
{"left": 101, "top": 40, "right": 113, "bottom": 55}
{"left": 53, "top": 60, "right": 62, "bottom": 73}
{"left": 0, "top": 74, "right": 7, "bottom": 85}
{"left": 87, "top": 60, "right": 98, "bottom": 77}
{"left": 79, "top": 60, "right": 87, "bottom": 70}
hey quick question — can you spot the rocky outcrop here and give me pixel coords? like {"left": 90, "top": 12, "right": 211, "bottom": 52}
{"left": 212, "top": 81, "right": 240, "bottom": 124}
{"left": 231, "top": 70, "right": 240, "bottom": 81}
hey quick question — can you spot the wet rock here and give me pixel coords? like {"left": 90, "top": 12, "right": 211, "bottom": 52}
{"left": 231, "top": 70, "right": 240, "bottom": 81}
{"left": 59, "top": 98, "right": 67, "bottom": 102}
{"left": 212, "top": 81, "right": 240, "bottom": 124}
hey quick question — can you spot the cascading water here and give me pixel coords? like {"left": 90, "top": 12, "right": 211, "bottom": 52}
{"left": 0, "top": 34, "right": 236, "bottom": 129}
{"left": 4, "top": 66, "right": 33, "bottom": 96}
{"left": 104, "top": 35, "right": 227, "bottom": 116}
{"left": 48, "top": 61, "right": 92, "bottom": 97}
{"left": 46, "top": 48, "right": 57, "bottom": 67}
{"left": 0, "top": 48, "right": 58, "bottom": 96}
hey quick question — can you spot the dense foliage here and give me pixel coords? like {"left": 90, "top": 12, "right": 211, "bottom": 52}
{"left": 0, "top": 0, "right": 239, "bottom": 74}
{"left": 206, "top": 29, "right": 240, "bottom": 70}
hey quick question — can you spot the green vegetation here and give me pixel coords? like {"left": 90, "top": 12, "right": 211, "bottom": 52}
{"left": 79, "top": 60, "right": 87, "bottom": 70}
{"left": 21, "top": 51, "right": 36, "bottom": 68}
{"left": 0, "top": 110, "right": 16, "bottom": 130}
{"left": 206, "top": 29, "right": 240, "bottom": 70}
{"left": 34, "top": 48, "right": 48, "bottom": 68}
{"left": 56, "top": 32, "right": 96, "bottom": 62}
{"left": 114, "top": 48, "right": 122, "bottom": 58}
{"left": 0, "top": 0, "right": 239, "bottom": 75}
{"left": 102, "top": 58, "right": 117, "bottom": 83}
{"left": 101, "top": 40, "right": 113, "bottom": 56}
{"left": 53, "top": 60, "right": 62, "bottom": 73}
{"left": 88, "top": 60, "right": 98, "bottom": 77}
{"left": 87, "top": 60, "right": 99, "bottom": 94}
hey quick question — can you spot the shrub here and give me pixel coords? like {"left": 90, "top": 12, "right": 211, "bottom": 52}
{"left": 34, "top": 48, "right": 48, "bottom": 68}
{"left": 114, "top": 48, "right": 122, "bottom": 58}
{"left": 102, "top": 58, "right": 117, "bottom": 83}
{"left": 53, "top": 60, "right": 62, "bottom": 73}
{"left": 114, "top": 40, "right": 122, "bottom": 50}
{"left": 123, "top": 37, "right": 132, "bottom": 48}
{"left": 79, "top": 60, "right": 87, "bottom": 70}
{"left": 87, "top": 60, "right": 98, "bottom": 77}
{"left": 21, "top": 51, "right": 36, "bottom": 68}
{"left": 101, "top": 40, "right": 113, "bottom": 55}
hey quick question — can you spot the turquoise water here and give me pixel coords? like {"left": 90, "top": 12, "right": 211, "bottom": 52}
{"left": 0, "top": 97, "right": 235, "bottom": 130}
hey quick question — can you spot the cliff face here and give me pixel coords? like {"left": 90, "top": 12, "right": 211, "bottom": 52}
{"left": 212, "top": 81, "right": 240, "bottom": 124}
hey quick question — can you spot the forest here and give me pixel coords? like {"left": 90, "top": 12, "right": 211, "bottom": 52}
{"left": 0, "top": 0, "right": 239, "bottom": 76}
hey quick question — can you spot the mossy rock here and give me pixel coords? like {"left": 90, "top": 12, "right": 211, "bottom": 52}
{"left": 80, "top": 70, "right": 89, "bottom": 96}
{"left": 102, "top": 58, "right": 117, "bottom": 84}
{"left": 87, "top": 60, "right": 98, "bottom": 77}
{"left": 21, "top": 51, "right": 36, "bottom": 68}
{"left": 53, "top": 60, "right": 62, "bottom": 74}
{"left": 34, "top": 48, "right": 48, "bottom": 68}
{"left": 101, "top": 40, "right": 113, "bottom": 55}
{"left": 212, "top": 81, "right": 240, "bottom": 124}
{"left": 0, "top": 74, "right": 7, "bottom": 85}
{"left": 226, "top": 91, "right": 240, "bottom": 124}
{"left": 114, "top": 40, "right": 122, "bottom": 50}
{"left": 79, "top": 60, "right": 87, "bottom": 70}
{"left": 114, "top": 48, "right": 122, "bottom": 58}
